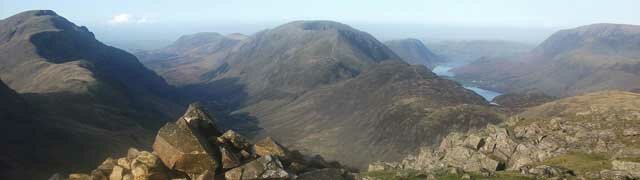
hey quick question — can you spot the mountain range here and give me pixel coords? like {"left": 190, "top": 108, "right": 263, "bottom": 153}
{"left": 138, "top": 21, "right": 502, "bottom": 168}
{"left": 383, "top": 38, "right": 442, "bottom": 68}
{"left": 453, "top": 23, "right": 640, "bottom": 97}
{"left": 0, "top": 10, "right": 184, "bottom": 179}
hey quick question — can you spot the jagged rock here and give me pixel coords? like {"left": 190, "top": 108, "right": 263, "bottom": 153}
{"left": 131, "top": 151, "right": 159, "bottom": 169}
{"left": 297, "top": 168, "right": 345, "bottom": 180}
{"left": 127, "top": 148, "right": 141, "bottom": 160}
{"left": 91, "top": 169, "right": 107, "bottom": 180}
{"left": 612, "top": 160, "right": 640, "bottom": 176}
{"left": 69, "top": 173, "right": 91, "bottom": 180}
{"left": 180, "top": 103, "right": 221, "bottom": 137}
{"left": 122, "top": 174, "right": 133, "bottom": 180}
{"left": 225, "top": 155, "right": 291, "bottom": 180}
{"left": 219, "top": 130, "right": 251, "bottom": 150}
{"left": 253, "top": 137, "right": 287, "bottom": 158}
{"left": 195, "top": 170, "right": 214, "bottom": 180}
{"left": 110, "top": 166, "right": 124, "bottom": 180}
{"left": 118, "top": 158, "right": 131, "bottom": 170}
{"left": 220, "top": 146, "right": 242, "bottom": 169}
{"left": 527, "top": 165, "right": 574, "bottom": 178}
{"left": 98, "top": 158, "right": 117, "bottom": 174}
{"left": 152, "top": 106, "right": 221, "bottom": 179}
{"left": 131, "top": 165, "right": 148, "bottom": 180}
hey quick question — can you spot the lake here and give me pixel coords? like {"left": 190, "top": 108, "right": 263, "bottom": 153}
{"left": 432, "top": 64, "right": 503, "bottom": 101}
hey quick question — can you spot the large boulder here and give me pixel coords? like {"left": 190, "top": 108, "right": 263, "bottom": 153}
{"left": 253, "top": 137, "right": 287, "bottom": 158}
{"left": 225, "top": 155, "right": 291, "bottom": 180}
{"left": 152, "top": 104, "right": 222, "bottom": 179}
{"left": 218, "top": 130, "right": 251, "bottom": 150}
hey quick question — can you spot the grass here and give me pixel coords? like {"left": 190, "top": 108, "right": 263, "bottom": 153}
{"left": 535, "top": 151, "right": 611, "bottom": 176}
{"left": 362, "top": 170, "right": 533, "bottom": 180}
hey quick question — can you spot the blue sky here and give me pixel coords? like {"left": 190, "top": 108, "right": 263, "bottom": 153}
{"left": 2, "top": 0, "right": 638, "bottom": 48}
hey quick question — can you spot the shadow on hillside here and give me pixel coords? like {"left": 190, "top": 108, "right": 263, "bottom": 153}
{"left": 179, "top": 77, "right": 263, "bottom": 138}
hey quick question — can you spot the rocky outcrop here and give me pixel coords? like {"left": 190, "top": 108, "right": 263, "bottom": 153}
{"left": 56, "top": 103, "right": 356, "bottom": 180}
{"left": 368, "top": 91, "right": 640, "bottom": 179}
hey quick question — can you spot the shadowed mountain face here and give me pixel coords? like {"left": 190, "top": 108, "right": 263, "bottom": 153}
{"left": 136, "top": 32, "right": 249, "bottom": 86}
{"left": 453, "top": 23, "right": 640, "bottom": 97}
{"left": 140, "top": 20, "right": 502, "bottom": 168}
{"left": 384, "top": 38, "right": 442, "bottom": 68}
{"left": 0, "top": 10, "right": 184, "bottom": 179}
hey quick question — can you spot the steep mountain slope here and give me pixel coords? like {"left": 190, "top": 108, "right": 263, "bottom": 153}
{"left": 453, "top": 24, "right": 640, "bottom": 97}
{"left": 136, "top": 32, "right": 248, "bottom": 85}
{"left": 0, "top": 10, "right": 183, "bottom": 179}
{"left": 384, "top": 38, "right": 442, "bottom": 68}
{"left": 142, "top": 21, "right": 504, "bottom": 168}
{"left": 368, "top": 91, "right": 640, "bottom": 179}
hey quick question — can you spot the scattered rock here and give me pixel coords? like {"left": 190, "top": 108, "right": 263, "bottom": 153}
{"left": 220, "top": 146, "right": 242, "bottom": 169}
{"left": 219, "top": 130, "right": 251, "bottom": 150}
{"left": 461, "top": 173, "right": 473, "bottom": 179}
{"left": 253, "top": 137, "right": 287, "bottom": 158}
{"left": 527, "top": 165, "right": 574, "bottom": 178}
{"left": 225, "top": 155, "right": 290, "bottom": 180}
{"left": 68, "top": 173, "right": 91, "bottom": 180}
{"left": 612, "top": 160, "right": 640, "bottom": 176}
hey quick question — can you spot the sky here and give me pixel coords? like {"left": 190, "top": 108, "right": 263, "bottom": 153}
{"left": 2, "top": 0, "right": 639, "bottom": 49}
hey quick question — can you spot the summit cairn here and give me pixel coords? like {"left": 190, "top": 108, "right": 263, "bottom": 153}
{"left": 58, "top": 103, "right": 357, "bottom": 180}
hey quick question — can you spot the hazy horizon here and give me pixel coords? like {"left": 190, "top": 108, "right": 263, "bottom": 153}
{"left": 2, "top": 0, "right": 638, "bottom": 49}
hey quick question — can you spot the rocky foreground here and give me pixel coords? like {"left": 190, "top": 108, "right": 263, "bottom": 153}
{"left": 50, "top": 103, "right": 357, "bottom": 180}
{"left": 366, "top": 91, "right": 640, "bottom": 180}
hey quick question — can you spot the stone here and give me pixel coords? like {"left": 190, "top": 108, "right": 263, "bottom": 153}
{"left": 69, "top": 173, "right": 92, "bottom": 180}
{"left": 195, "top": 170, "right": 215, "bottom": 180}
{"left": 253, "top": 137, "right": 287, "bottom": 158}
{"left": 153, "top": 118, "right": 220, "bottom": 179}
{"left": 463, "top": 135, "right": 485, "bottom": 150}
{"left": 131, "top": 151, "right": 160, "bottom": 170}
{"left": 219, "top": 130, "right": 251, "bottom": 150}
{"left": 180, "top": 103, "right": 221, "bottom": 137}
{"left": 427, "top": 174, "right": 437, "bottom": 180}
{"left": 461, "top": 173, "right": 473, "bottom": 179}
{"left": 117, "top": 158, "right": 131, "bottom": 170}
{"left": 612, "top": 160, "right": 640, "bottom": 176}
{"left": 131, "top": 165, "right": 148, "bottom": 180}
{"left": 110, "top": 166, "right": 124, "bottom": 180}
{"left": 122, "top": 174, "right": 133, "bottom": 180}
{"left": 91, "top": 169, "right": 108, "bottom": 180}
{"left": 528, "top": 165, "right": 574, "bottom": 178}
{"left": 98, "top": 158, "right": 117, "bottom": 174}
{"left": 297, "top": 168, "right": 345, "bottom": 180}
{"left": 623, "top": 128, "right": 640, "bottom": 136}
{"left": 220, "top": 146, "right": 242, "bottom": 169}
{"left": 225, "top": 155, "right": 291, "bottom": 180}
{"left": 127, "top": 148, "right": 141, "bottom": 160}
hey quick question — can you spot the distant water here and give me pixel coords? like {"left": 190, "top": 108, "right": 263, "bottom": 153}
{"left": 432, "top": 64, "right": 502, "bottom": 101}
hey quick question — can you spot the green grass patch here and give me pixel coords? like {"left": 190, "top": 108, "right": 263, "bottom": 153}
{"left": 362, "top": 170, "right": 533, "bottom": 180}
{"left": 536, "top": 151, "right": 611, "bottom": 175}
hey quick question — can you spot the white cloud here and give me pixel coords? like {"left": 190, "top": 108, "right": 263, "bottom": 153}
{"left": 108, "top": 13, "right": 152, "bottom": 25}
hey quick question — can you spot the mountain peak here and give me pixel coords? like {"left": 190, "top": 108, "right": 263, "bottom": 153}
{"left": 279, "top": 20, "right": 354, "bottom": 31}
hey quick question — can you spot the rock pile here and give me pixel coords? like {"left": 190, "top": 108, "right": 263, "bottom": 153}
{"left": 368, "top": 91, "right": 640, "bottom": 179}
{"left": 54, "top": 103, "right": 357, "bottom": 180}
